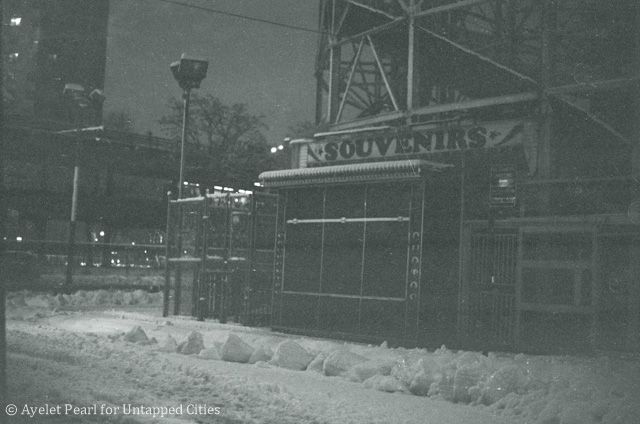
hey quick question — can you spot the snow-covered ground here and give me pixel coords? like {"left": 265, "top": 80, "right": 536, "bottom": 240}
{"left": 4, "top": 290, "right": 640, "bottom": 423}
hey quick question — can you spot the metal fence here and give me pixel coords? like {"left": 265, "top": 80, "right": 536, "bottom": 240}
{"left": 164, "top": 192, "right": 278, "bottom": 326}
{"left": 2, "top": 238, "right": 165, "bottom": 290}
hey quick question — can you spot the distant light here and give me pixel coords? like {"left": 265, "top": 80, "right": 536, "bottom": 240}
{"left": 16, "top": 236, "right": 23, "bottom": 242}
{"left": 277, "top": 144, "right": 284, "bottom": 150}
{"left": 80, "top": 262, "right": 87, "bottom": 267}
{"left": 10, "top": 17, "right": 22, "bottom": 26}
{"left": 223, "top": 187, "right": 234, "bottom": 192}
{"left": 111, "top": 259, "right": 115, "bottom": 264}
{"left": 270, "top": 146, "right": 278, "bottom": 154}
{"left": 253, "top": 182, "right": 262, "bottom": 187}
{"left": 283, "top": 137, "right": 291, "bottom": 142}
{"left": 131, "top": 242, "right": 136, "bottom": 245}
{"left": 9, "top": 52, "right": 19, "bottom": 59}
{"left": 183, "top": 181, "right": 189, "bottom": 185}
{"left": 99, "top": 230, "right": 105, "bottom": 237}
{"left": 214, "top": 185, "right": 223, "bottom": 191}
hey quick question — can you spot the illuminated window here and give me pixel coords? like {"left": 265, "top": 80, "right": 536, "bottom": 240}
{"left": 10, "top": 17, "right": 22, "bottom": 26}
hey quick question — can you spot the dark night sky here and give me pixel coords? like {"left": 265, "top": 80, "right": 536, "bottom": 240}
{"left": 103, "top": 0, "right": 318, "bottom": 144}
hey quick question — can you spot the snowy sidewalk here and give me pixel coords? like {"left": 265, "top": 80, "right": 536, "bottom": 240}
{"left": 5, "top": 290, "right": 640, "bottom": 424}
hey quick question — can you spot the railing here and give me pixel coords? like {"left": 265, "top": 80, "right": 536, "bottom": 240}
{"left": 5, "top": 239, "right": 165, "bottom": 269}
{"left": 2, "top": 239, "right": 166, "bottom": 290}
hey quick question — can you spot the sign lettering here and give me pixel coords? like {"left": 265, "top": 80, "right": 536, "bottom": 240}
{"left": 305, "top": 120, "right": 530, "bottom": 165}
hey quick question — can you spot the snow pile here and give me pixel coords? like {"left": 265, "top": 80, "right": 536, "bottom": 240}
{"left": 269, "top": 340, "right": 313, "bottom": 370}
{"left": 177, "top": 331, "right": 205, "bottom": 355}
{"left": 363, "top": 374, "right": 407, "bottom": 393}
{"left": 198, "top": 347, "right": 221, "bottom": 360}
{"left": 347, "top": 359, "right": 395, "bottom": 383}
{"left": 248, "top": 344, "right": 273, "bottom": 364}
{"left": 306, "top": 352, "right": 327, "bottom": 373}
{"left": 123, "top": 325, "right": 150, "bottom": 344}
{"left": 220, "top": 333, "right": 254, "bottom": 363}
{"left": 6, "top": 289, "right": 162, "bottom": 311}
{"left": 159, "top": 335, "right": 178, "bottom": 352}
{"left": 323, "top": 349, "right": 368, "bottom": 376}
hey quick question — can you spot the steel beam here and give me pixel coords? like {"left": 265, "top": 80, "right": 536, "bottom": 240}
{"left": 413, "top": 0, "right": 491, "bottom": 19}
{"left": 347, "top": 0, "right": 399, "bottom": 20}
{"left": 336, "top": 38, "right": 366, "bottom": 122}
{"left": 367, "top": 35, "right": 400, "bottom": 111}
{"left": 410, "top": 91, "right": 538, "bottom": 116}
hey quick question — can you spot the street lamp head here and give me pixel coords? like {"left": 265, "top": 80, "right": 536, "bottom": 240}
{"left": 170, "top": 54, "right": 209, "bottom": 90}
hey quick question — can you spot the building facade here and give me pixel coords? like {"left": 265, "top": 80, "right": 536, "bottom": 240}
{"left": 2, "top": 1, "right": 175, "bottom": 267}
{"left": 259, "top": 0, "right": 640, "bottom": 353}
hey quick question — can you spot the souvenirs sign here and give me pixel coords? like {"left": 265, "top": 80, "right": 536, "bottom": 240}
{"left": 304, "top": 120, "right": 532, "bottom": 166}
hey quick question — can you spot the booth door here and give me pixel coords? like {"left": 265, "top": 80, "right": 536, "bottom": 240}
{"left": 466, "top": 229, "right": 518, "bottom": 350}
{"left": 274, "top": 182, "right": 423, "bottom": 342}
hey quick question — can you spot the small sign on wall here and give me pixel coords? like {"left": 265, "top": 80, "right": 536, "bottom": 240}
{"left": 490, "top": 166, "right": 517, "bottom": 208}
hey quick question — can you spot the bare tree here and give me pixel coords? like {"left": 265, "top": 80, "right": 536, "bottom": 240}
{"left": 159, "top": 94, "right": 272, "bottom": 188}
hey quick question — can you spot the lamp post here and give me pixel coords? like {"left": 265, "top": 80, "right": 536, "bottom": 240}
{"left": 170, "top": 54, "right": 208, "bottom": 198}
{"left": 168, "top": 55, "right": 208, "bottom": 316}
{"left": 62, "top": 84, "right": 105, "bottom": 290}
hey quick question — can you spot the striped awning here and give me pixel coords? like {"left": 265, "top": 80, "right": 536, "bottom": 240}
{"left": 258, "top": 159, "right": 452, "bottom": 188}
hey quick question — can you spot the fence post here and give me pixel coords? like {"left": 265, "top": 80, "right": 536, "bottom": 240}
{"left": 163, "top": 192, "right": 172, "bottom": 317}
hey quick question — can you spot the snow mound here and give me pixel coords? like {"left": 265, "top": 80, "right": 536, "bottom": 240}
{"left": 198, "top": 347, "right": 221, "bottom": 360}
{"left": 270, "top": 340, "right": 313, "bottom": 371}
{"left": 453, "top": 363, "right": 487, "bottom": 403}
{"left": 177, "top": 331, "right": 205, "bottom": 355}
{"left": 8, "top": 293, "right": 28, "bottom": 307}
{"left": 25, "top": 294, "right": 50, "bottom": 308}
{"left": 306, "top": 352, "right": 326, "bottom": 373}
{"left": 481, "top": 364, "right": 529, "bottom": 405}
{"left": 406, "top": 357, "right": 440, "bottom": 396}
{"left": 347, "top": 359, "right": 395, "bottom": 382}
{"left": 9, "top": 289, "right": 163, "bottom": 309}
{"left": 323, "top": 350, "right": 368, "bottom": 376}
{"left": 123, "top": 326, "right": 149, "bottom": 343}
{"left": 220, "top": 333, "right": 254, "bottom": 363}
{"left": 159, "top": 335, "right": 178, "bottom": 352}
{"left": 363, "top": 375, "right": 407, "bottom": 393}
{"left": 248, "top": 345, "right": 273, "bottom": 364}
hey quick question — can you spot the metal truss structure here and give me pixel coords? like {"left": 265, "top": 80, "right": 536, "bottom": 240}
{"left": 315, "top": 0, "right": 639, "bottom": 146}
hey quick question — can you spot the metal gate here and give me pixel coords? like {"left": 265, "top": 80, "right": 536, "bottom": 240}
{"left": 164, "top": 191, "right": 278, "bottom": 326}
{"left": 466, "top": 229, "right": 518, "bottom": 349}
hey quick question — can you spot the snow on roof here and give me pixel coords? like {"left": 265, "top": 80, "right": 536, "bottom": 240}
{"left": 259, "top": 159, "right": 452, "bottom": 188}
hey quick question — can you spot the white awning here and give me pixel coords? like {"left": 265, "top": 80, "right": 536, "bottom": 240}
{"left": 258, "top": 159, "right": 451, "bottom": 188}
